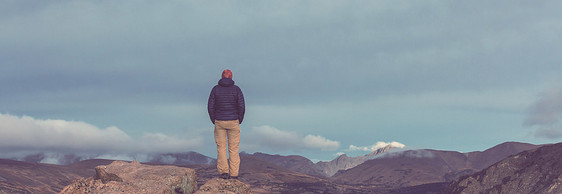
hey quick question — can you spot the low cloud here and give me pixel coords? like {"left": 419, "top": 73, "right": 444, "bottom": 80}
{"left": 243, "top": 125, "right": 340, "bottom": 152}
{"left": 523, "top": 88, "right": 562, "bottom": 139}
{"left": 0, "top": 113, "right": 204, "bottom": 156}
{"left": 334, "top": 152, "right": 346, "bottom": 156}
{"left": 303, "top": 135, "right": 340, "bottom": 151}
{"left": 348, "top": 141, "right": 406, "bottom": 152}
{"left": 379, "top": 149, "right": 435, "bottom": 159}
{"left": 534, "top": 126, "right": 562, "bottom": 139}
{"left": 139, "top": 133, "right": 204, "bottom": 153}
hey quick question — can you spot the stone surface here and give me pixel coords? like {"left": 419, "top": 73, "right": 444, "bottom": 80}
{"left": 195, "top": 178, "right": 251, "bottom": 194}
{"left": 60, "top": 160, "right": 197, "bottom": 194}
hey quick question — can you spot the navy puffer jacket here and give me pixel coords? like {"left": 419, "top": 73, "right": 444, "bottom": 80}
{"left": 208, "top": 78, "right": 245, "bottom": 124}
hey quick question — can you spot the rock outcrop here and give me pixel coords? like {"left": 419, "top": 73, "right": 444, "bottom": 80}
{"left": 60, "top": 160, "right": 197, "bottom": 194}
{"left": 195, "top": 178, "right": 251, "bottom": 194}
{"left": 444, "top": 142, "right": 562, "bottom": 194}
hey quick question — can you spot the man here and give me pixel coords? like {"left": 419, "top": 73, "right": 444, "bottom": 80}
{"left": 208, "top": 69, "right": 245, "bottom": 179}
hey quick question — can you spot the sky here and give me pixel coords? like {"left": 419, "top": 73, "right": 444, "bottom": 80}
{"left": 1, "top": 1, "right": 562, "bottom": 162}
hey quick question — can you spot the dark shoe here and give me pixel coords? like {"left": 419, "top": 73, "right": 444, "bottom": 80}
{"left": 220, "top": 173, "right": 229, "bottom": 179}
{"left": 229, "top": 175, "right": 238, "bottom": 180}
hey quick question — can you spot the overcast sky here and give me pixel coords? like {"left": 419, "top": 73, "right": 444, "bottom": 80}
{"left": 1, "top": 1, "right": 562, "bottom": 161}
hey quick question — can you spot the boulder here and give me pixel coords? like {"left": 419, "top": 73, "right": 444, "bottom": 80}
{"left": 60, "top": 160, "right": 197, "bottom": 194}
{"left": 195, "top": 178, "right": 251, "bottom": 194}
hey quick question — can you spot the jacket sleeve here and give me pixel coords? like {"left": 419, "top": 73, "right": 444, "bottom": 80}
{"left": 237, "top": 87, "right": 245, "bottom": 124}
{"left": 208, "top": 87, "right": 216, "bottom": 124}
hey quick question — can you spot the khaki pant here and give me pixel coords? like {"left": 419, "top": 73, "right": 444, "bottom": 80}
{"left": 214, "top": 120, "right": 241, "bottom": 177}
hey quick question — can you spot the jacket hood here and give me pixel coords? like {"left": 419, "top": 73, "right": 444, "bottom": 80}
{"left": 218, "top": 78, "right": 235, "bottom": 87}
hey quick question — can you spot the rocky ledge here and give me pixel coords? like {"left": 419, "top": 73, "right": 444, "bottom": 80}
{"left": 60, "top": 160, "right": 252, "bottom": 194}
{"left": 60, "top": 160, "right": 198, "bottom": 194}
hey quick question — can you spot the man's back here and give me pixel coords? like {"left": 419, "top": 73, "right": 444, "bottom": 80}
{"left": 208, "top": 77, "right": 245, "bottom": 124}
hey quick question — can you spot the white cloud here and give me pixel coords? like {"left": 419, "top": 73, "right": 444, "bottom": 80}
{"left": 244, "top": 125, "right": 340, "bottom": 152}
{"left": 348, "top": 141, "right": 405, "bottom": 152}
{"left": 0, "top": 113, "right": 203, "bottom": 154}
{"left": 303, "top": 135, "right": 340, "bottom": 151}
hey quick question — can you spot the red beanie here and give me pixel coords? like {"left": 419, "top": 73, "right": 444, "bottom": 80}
{"left": 222, "top": 69, "right": 233, "bottom": 79}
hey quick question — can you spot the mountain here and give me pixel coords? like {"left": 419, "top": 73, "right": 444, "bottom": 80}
{"left": 330, "top": 142, "right": 540, "bottom": 189}
{"left": 464, "top": 141, "right": 540, "bottom": 170}
{"left": 445, "top": 142, "right": 562, "bottom": 194}
{"left": 247, "top": 145, "right": 399, "bottom": 177}
{"left": 331, "top": 149, "right": 462, "bottom": 189}
{"left": 245, "top": 152, "right": 325, "bottom": 177}
{"left": 316, "top": 145, "right": 397, "bottom": 177}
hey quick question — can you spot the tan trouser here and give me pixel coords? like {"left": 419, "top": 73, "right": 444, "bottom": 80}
{"left": 214, "top": 120, "right": 241, "bottom": 177}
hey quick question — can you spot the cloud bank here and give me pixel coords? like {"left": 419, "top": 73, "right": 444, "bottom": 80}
{"left": 243, "top": 125, "right": 340, "bottom": 152}
{"left": 0, "top": 113, "right": 204, "bottom": 155}
{"left": 524, "top": 88, "right": 562, "bottom": 139}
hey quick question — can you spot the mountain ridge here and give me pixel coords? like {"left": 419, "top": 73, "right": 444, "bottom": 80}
{"left": 445, "top": 142, "right": 562, "bottom": 193}
{"left": 329, "top": 142, "right": 540, "bottom": 188}
{"left": 315, "top": 144, "right": 398, "bottom": 177}
{"left": 246, "top": 144, "right": 401, "bottom": 177}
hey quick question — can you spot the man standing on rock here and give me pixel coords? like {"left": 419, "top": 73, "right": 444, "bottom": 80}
{"left": 208, "top": 69, "right": 245, "bottom": 179}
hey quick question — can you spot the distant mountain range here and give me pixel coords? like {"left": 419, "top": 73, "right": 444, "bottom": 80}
{"left": 0, "top": 141, "right": 556, "bottom": 193}
{"left": 246, "top": 152, "right": 326, "bottom": 177}
{"left": 317, "top": 144, "right": 396, "bottom": 177}
{"left": 248, "top": 144, "right": 399, "bottom": 177}
{"left": 330, "top": 142, "right": 540, "bottom": 188}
